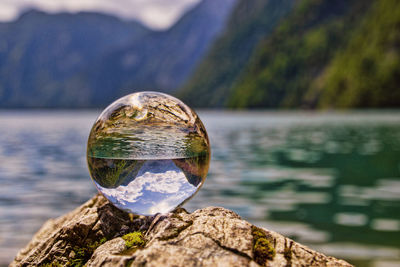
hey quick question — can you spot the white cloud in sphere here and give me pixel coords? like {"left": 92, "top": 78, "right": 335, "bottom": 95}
{"left": 0, "top": 0, "right": 201, "bottom": 29}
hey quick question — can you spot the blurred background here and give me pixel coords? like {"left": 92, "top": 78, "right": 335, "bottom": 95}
{"left": 0, "top": 0, "right": 399, "bottom": 266}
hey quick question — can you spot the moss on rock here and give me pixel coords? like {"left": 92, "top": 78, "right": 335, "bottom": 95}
{"left": 69, "top": 237, "right": 107, "bottom": 267}
{"left": 122, "top": 232, "right": 145, "bottom": 249}
{"left": 251, "top": 225, "right": 276, "bottom": 266}
{"left": 12, "top": 196, "right": 353, "bottom": 267}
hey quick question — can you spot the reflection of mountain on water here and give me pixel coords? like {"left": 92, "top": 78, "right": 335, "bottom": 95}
{"left": 173, "top": 154, "right": 209, "bottom": 187}
{"left": 87, "top": 92, "right": 210, "bottom": 160}
{"left": 274, "top": 126, "right": 400, "bottom": 186}
{"left": 87, "top": 157, "right": 144, "bottom": 188}
{"left": 87, "top": 155, "right": 208, "bottom": 189}
{"left": 242, "top": 124, "right": 400, "bottom": 248}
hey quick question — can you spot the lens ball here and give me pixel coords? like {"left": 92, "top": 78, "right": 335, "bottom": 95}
{"left": 87, "top": 92, "right": 210, "bottom": 215}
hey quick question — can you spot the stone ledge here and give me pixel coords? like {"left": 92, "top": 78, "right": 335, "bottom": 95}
{"left": 11, "top": 194, "right": 352, "bottom": 267}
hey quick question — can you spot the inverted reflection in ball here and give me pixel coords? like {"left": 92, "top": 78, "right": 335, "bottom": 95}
{"left": 87, "top": 92, "right": 210, "bottom": 215}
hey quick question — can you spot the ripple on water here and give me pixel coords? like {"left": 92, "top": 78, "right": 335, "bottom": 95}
{"left": 0, "top": 111, "right": 400, "bottom": 265}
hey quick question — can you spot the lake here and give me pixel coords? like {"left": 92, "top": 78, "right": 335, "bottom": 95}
{"left": 0, "top": 110, "right": 399, "bottom": 266}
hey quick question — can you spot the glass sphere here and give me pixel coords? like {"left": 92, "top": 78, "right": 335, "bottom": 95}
{"left": 87, "top": 92, "right": 210, "bottom": 215}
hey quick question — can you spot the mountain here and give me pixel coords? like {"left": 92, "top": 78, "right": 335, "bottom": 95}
{"left": 178, "top": 0, "right": 296, "bottom": 107}
{"left": 0, "top": 0, "right": 237, "bottom": 108}
{"left": 0, "top": 10, "right": 149, "bottom": 108}
{"left": 312, "top": 0, "right": 400, "bottom": 108}
{"left": 3, "top": 0, "right": 395, "bottom": 109}
{"left": 228, "top": 0, "right": 376, "bottom": 108}
{"left": 85, "top": 0, "right": 238, "bottom": 107}
{"left": 180, "top": 0, "right": 400, "bottom": 109}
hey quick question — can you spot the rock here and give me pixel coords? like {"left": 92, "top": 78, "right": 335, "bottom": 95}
{"left": 11, "top": 194, "right": 352, "bottom": 267}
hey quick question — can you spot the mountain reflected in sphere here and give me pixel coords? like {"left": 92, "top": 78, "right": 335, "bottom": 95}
{"left": 87, "top": 92, "right": 210, "bottom": 215}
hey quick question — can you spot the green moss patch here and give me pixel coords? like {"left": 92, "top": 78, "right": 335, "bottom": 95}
{"left": 69, "top": 237, "right": 107, "bottom": 267}
{"left": 122, "top": 232, "right": 146, "bottom": 249}
{"left": 251, "top": 226, "right": 276, "bottom": 266}
{"left": 39, "top": 237, "right": 108, "bottom": 267}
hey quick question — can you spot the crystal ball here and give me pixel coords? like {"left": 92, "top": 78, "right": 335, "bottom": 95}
{"left": 87, "top": 92, "right": 210, "bottom": 215}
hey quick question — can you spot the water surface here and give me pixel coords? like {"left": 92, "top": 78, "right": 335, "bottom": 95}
{"left": 0, "top": 110, "right": 399, "bottom": 266}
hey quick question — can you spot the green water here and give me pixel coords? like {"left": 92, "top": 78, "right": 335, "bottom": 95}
{"left": 184, "top": 112, "right": 400, "bottom": 266}
{"left": 0, "top": 111, "right": 399, "bottom": 266}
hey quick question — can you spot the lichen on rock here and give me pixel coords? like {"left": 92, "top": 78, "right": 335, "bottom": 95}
{"left": 11, "top": 194, "right": 353, "bottom": 267}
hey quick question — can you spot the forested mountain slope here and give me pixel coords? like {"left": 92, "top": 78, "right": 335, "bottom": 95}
{"left": 178, "top": 0, "right": 296, "bottom": 107}
{"left": 181, "top": 0, "right": 400, "bottom": 109}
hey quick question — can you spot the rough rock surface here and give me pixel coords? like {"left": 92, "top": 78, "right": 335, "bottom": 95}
{"left": 11, "top": 194, "right": 352, "bottom": 267}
